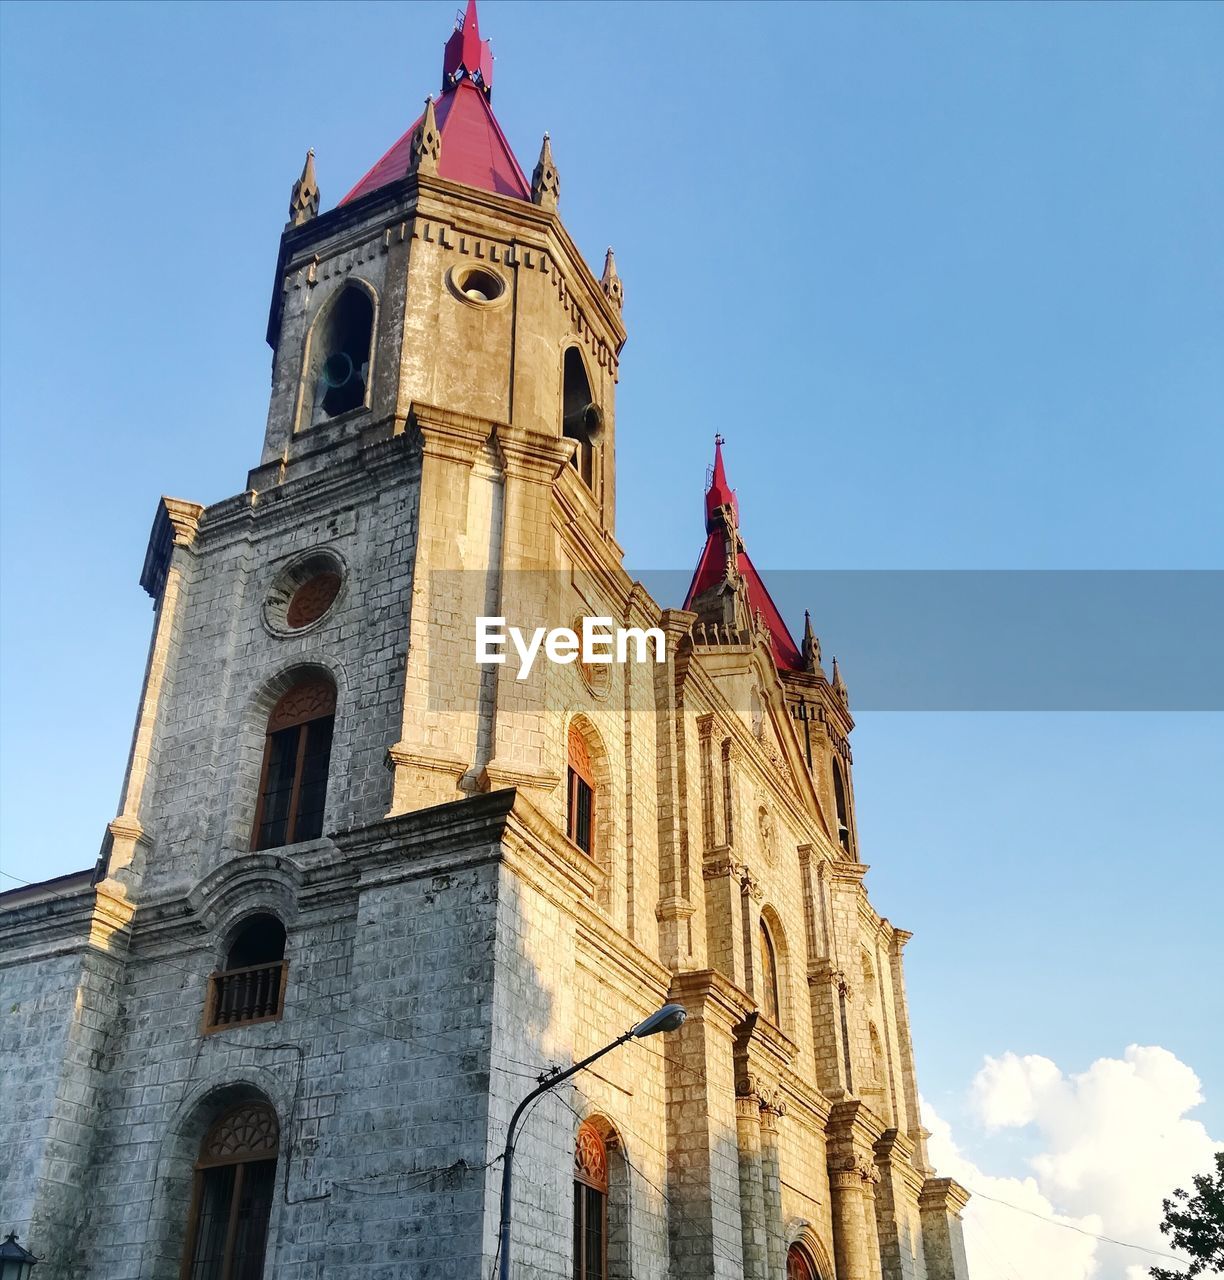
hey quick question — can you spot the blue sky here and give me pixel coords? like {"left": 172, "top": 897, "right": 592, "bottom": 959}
{"left": 2, "top": 3, "right": 1221, "bottom": 1272}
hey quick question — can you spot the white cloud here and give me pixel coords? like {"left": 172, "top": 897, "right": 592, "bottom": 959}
{"left": 924, "top": 1098, "right": 1099, "bottom": 1280}
{"left": 924, "top": 1044, "right": 1222, "bottom": 1280}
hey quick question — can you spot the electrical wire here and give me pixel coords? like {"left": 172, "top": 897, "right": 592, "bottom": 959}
{"left": 7, "top": 870, "right": 1190, "bottom": 1274}
{"left": 963, "top": 1184, "right": 1190, "bottom": 1266}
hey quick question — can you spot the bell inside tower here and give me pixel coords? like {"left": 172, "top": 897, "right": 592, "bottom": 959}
{"left": 308, "top": 286, "right": 374, "bottom": 424}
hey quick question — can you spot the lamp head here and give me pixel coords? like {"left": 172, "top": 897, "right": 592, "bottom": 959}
{"left": 0, "top": 1232, "right": 38, "bottom": 1280}
{"left": 632, "top": 1002, "right": 687, "bottom": 1039}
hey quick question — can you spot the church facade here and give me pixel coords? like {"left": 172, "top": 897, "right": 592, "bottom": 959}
{"left": 0, "top": 5, "right": 970, "bottom": 1279}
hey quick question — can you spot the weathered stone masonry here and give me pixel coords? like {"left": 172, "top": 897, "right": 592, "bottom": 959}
{"left": 0, "top": 5, "right": 970, "bottom": 1278}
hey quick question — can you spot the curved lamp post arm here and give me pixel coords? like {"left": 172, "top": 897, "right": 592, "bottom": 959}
{"left": 497, "top": 1030, "right": 634, "bottom": 1280}
{"left": 495, "top": 1002, "right": 686, "bottom": 1280}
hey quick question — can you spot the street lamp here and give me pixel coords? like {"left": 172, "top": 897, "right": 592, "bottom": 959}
{"left": 0, "top": 1233, "right": 39, "bottom": 1280}
{"left": 496, "top": 1001, "right": 687, "bottom": 1280}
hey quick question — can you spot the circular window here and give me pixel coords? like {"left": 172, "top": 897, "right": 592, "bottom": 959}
{"left": 448, "top": 266, "right": 506, "bottom": 306}
{"left": 287, "top": 572, "right": 341, "bottom": 629}
{"left": 264, "top": 551, "right": 346, "bottom": 636}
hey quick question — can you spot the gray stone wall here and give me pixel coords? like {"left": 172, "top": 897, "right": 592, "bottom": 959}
{"left": 137, "top": 439, "right": 419, "bottom": 901}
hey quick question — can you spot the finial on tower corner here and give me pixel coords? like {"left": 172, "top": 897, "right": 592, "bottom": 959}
{"left": 831, "top": 657, "right": 849, "bottom": 704}
{"left": 600, "top": 247, "right": 624, "bottom": 311}
{"left": 531, "top": 133, "right": 560, "bottom": 210}
{"left": 410, "top": 95, "right": 442, "bottom": 176}
{"left": 287, "top": 147, "right": 320, "bottom": 227}
{"left": 802, "top": 610, "right": 825, "bottom": 676}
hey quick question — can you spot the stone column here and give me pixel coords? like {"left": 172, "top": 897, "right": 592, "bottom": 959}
{"left": 759, "top": 1096, "right": 786, "bottom": 1278}
{"left": 862, "top": 1165, "right": 884, "bottom": 1279}
{"left": 920, "top": 1178, "right": 971, "bottom": 1280}
{"left": 827, "top": 1100, "right": 887, "bottom": 1280}
{"left": 829, "top": 1160, "right": 875, "bottom": 1280}
{"left": 735, "top": 1090, "right": 768, "bottom": 1280}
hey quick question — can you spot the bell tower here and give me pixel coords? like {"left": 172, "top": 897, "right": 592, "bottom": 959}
{"left": 258, "top": 0, "right": 623, "bottom": 511}
{"left": 243, "top": 0, "right": 629, "bottom": 815}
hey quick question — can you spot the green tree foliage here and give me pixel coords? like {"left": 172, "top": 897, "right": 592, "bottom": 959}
{"left": 1150, "top": 1152, "right": 1224, "bottom": 1280}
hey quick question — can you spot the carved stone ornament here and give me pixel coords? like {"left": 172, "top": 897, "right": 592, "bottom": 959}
{"left": 531, "top": 132, "right": 560, "bottom": 210}
{"left": 830, "top": 1153, "right": 881, "bottom": 1185}
{"left": 199, "top": 1102, "right": 280, "bottom": 1166}
{"left": 757, "top": 804, "right": 776, "bottom": 866}
{"left": 288, "top": 149, "right": 320, "bottom": 226}
{"left": 600, "top": 247, "right": 624, "bottom": 311}
{"left": 760, "top": 1086, "right": 788, "bottom": 1118}
{"left": 268, "top": 678, "right": 337, "bottom": 732}
{"left": 410, "top": 96, "right": 442, "bottom": 175}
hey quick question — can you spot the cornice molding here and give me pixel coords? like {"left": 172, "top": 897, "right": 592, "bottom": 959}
{"left": 669, "top": 967, "right": 755, "bottom": 1033}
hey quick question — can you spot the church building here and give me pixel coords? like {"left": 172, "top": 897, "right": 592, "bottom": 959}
{"left": 0, "top": 5, "right": 970, "bottom": 1278}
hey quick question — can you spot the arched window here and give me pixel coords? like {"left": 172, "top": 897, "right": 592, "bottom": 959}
{"left": 251, "top": 676, "right": 336, "bottom": 851}
{"left": 182, "top": 1101, "right": 279, "bottom": 1280}
{"left": 567, "top": 723, "right": 596, "bottom": 856}
{"left": 759, "top": 919, "right": 781, "bottom": 1025}
{"left": 832, "top": 759, "right": 851, "bottom": 853}
{"left": 307, "top": 286, "right": 374, "bottom": 425}
{"left": 562, "top": 346, "right": 602, "bottom": 490}
{"left": 573, "top": 1122, "right": 608, "bottom": 1280}
{"left": 204, "top": 914, "right": 288, "bottom": 1033}
{"left": 787, "top": 1242, "right": 821, "bottom": 1280}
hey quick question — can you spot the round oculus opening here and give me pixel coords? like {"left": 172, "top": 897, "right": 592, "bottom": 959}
{"left": 263, "top": 551, "right": 346, "bottom": 636}
{"left": 456, "top": 267, "right": 504, "bottom": 303}
{"left": 286, "top": 572, "right": 342, "bottom": 630}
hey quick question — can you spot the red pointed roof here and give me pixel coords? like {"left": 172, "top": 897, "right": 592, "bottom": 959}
{"left": 704, "top": 433, "right": 739, "bottom": 531}
{"left": 340, "top": 1, "right": 531, "bottom": 206}
{"left": 685, "top": 439, "right": 805, "bottom": 672}
{"left": 444, "top": 0, "right": 494, "bottom": 92}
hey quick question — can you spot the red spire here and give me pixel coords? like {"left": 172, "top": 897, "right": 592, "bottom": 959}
{"left": 443, "top": 0, "right": 495, "bottom": 98}
{"left": 339, "top": 0, "right": 529, "bottom": 206}
{"left": 704, "top": 433, "right": 739, "bottom": 532}
{"left": 685, "top": 437, "right": 805, "bottom": 672}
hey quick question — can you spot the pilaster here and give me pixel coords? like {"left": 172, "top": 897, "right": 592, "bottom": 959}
{"left": 733, "top": 1011, "right": 797, "bottom": 1280}
{"left": 919, "top": 1178, "right": 972, "bottom": 1280}
{"left": 890, "top": 928, "right": 932, "bottom": 1170}
{"left": 478, "top": 421, "right": 572, "bottom": 795}
{"left": 104, "top": 497, "right": 203, "bottom": 897}
{"left": 734, "top": 1091, "right": 768, "bottom": 1280}
{"left": 874, "top": 1128, "right": 928, "bottom": 1280}
{"left": 388, "top": 404, "right": 489, "bottom": 810}
{"left": 666, "top": 970, "right": 754, "bottom": 1280}
{"left": 759, "top": 1098, "right": 786, "bottom": 1277}
{"left": 654, "top": 609, "right": 699, "bottom": 969}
